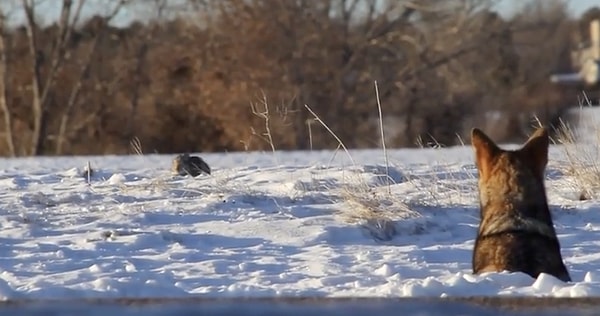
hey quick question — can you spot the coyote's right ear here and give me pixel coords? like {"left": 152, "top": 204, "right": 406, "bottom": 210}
{"left": 518, "top": 127, "right": 549, "bottom": 179}
{"left": 471, "top": 128, "right": 501, "bottom": 176}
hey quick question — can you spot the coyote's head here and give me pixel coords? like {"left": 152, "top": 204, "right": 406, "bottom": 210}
{"left": 470, "top": 128, "right": 551, "bottom": 220}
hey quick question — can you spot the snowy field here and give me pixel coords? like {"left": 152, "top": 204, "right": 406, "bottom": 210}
{"left": 0, "top": 139, "right": 600, "bottom": 301}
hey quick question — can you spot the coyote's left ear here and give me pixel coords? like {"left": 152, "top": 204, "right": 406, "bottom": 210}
{"left": 471, "top": 128, "right": 501, "bottom": 176}
{"left": 519, "top": 127, "right": 549, "bottom": 177}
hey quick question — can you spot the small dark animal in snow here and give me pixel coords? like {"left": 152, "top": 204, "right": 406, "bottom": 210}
{"left": 172, "top": 153, "right": 211, "bottom": 177}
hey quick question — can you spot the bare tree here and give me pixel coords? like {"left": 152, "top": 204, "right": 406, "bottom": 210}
{"left": 0, "top": 9, "right": 15, "bottom": 156}
{"left": 56, "top": 0, "right": 127, "bottom": 154}
{"left": 22, "top": 0, "right": 83, "bottom": 155}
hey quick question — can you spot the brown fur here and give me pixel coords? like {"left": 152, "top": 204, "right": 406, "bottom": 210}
{"left": 471, "top": 127, "right": 571, "bottom": 282}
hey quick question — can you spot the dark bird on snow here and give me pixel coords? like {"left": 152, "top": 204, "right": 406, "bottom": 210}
{"left": 172, "top": 153, "right": 211, "bottom": 177}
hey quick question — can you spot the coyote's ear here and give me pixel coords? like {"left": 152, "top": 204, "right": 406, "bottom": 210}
{"left": 471, "top": 128, "right": 501, "bottom": 175}
{"left": 519, "top": 127, "right": 549, "bottom": 177}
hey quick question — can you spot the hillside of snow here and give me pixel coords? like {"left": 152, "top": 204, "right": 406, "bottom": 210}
{"left": 0, "top": 143, "right": 598, "bottom": 300}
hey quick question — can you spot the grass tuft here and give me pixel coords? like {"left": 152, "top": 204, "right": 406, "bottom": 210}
{"left": 553, "top": 113, "right": 600, "bottom": 200}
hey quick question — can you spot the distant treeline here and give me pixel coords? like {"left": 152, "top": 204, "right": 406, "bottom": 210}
{"left": 0, "top": 0, "right": 598, "bottom": 156}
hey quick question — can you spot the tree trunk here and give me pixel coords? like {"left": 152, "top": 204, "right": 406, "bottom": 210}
{"left": 22, "top": 0, "right": 44, "bottom": 155}
{"left": 22, "top": 0, "right": 75, "bottom": 155}
{"left": 0, "top": 12, "right": 15, "bottom": 156}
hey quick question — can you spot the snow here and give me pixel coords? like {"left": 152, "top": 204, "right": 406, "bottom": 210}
{"left": 0, "top": 144, "right": 599, "bottom": 301}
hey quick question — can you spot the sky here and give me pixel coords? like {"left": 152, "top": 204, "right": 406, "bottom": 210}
{"left": 495, "top": 0, "right": 599, "bottom": 18}
{"left": 0, "top": 0, "right": 598, "bottom": 27}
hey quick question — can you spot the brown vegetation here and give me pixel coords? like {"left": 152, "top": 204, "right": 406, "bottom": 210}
{"left": 0, "top": 0, "right": 595, "bottom": 156}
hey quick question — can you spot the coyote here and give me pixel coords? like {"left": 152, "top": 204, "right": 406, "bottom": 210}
{"left": 471, "top": 127, "right": 571, "bottom": 282}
